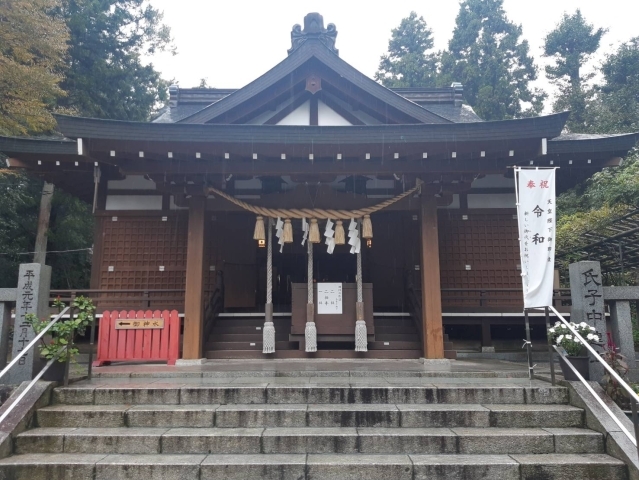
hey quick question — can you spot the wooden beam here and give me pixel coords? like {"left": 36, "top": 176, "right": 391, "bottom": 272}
{"left": 309, "top": 95, "right": 318, "bottom": 126}
{"left": 420, "top": 194, "right": 444, "bottom": 359}
{"left": 183, "top": 196, "right": 206, "bottom": 359}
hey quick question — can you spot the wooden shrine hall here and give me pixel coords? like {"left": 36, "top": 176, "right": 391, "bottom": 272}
{"left": 1, "top": 13, "right": 637, "bottom": 360}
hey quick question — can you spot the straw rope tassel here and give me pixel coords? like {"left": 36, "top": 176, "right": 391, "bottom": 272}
{"left": 355, "top": 219, "right": 368, "bottom": 352}
{"left": 253, "top": 215, "right": 265, "bottom": 241}
{"left": 263, "top": 218, "right": 275, "bottom": 354}
{"left": 305, "top": 238, "right": 317, "bottom": 352}
{"left": 334, "top": 220, "right": 345, "bottom": 245}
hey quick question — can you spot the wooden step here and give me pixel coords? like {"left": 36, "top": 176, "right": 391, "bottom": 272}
{"left": 374, "top": 333, "right": 420, "bottom": 342}
{"left": 212, "top": 325, "right": 295, "bottom": 335}
{"left": 215, "top": 318, "right": 292, "bottom": 327}
{"left": 205, "top": 349, "right": 422, "bottom": 359}
{"left": 207, "top": 341, "right": 298, "bottom": 351}
{"left": 374, "top": 326, "right": 418, "bottom": 335}
{"left": 368, "top": 341, "right": 421, "bottom": 350}
{"left": 212, "top": 334, "right": 291, "bottom": 342}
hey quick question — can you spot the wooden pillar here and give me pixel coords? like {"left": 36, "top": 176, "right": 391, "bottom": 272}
{"left": 183, "top": 196, "right": 206, "bottom": 359}
{"left": 420, "top": 194, "right": 444, "bottom": 359}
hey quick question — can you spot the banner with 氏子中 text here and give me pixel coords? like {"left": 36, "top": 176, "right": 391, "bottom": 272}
{"left": 515, "top": 168, "right": 556, "bottom": 308}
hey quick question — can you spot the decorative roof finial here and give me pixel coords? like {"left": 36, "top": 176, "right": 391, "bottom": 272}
{"left": 288, "top": 13, "right": 338, "bottom": 56}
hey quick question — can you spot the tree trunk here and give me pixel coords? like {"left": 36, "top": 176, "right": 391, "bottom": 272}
{"left": 33, "top": 182, "right": 54, "bottom": 265}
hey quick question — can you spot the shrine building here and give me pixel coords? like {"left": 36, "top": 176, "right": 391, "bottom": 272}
{"left": 1, "top": 13, "right": 637, "bottom": 361}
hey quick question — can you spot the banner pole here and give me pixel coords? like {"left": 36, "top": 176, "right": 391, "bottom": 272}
{"left": 524, "top": 308, "right": 534, "bottom": 380}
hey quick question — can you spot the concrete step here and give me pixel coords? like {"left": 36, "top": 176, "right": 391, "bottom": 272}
{"left": 48, "top": 383, "right": 569, "bottom": 405}
{"left": 37, "top": 403, "right": 583, "bottom": 429}
{"left": 0, "top": 453, "right": 627, "bottom": 480}
{"left": 16, "top": 426, "right": 603, "bottom": 455}
{"left": 52, "top": 382, "right": 570, "bottom": 405}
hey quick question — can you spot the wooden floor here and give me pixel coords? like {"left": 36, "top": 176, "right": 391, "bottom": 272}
{"left": 205, "top": 313, "right": 456, "bottom": 359}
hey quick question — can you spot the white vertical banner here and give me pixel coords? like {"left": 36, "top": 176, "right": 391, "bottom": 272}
{"left": 515, "top": 168, "right": 557, "bottom": 308}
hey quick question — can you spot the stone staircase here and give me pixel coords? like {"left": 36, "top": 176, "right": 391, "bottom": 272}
{"left": 0, "top": 374, "right": 628, "bottom": 479}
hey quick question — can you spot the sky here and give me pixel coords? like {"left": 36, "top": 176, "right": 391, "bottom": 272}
{"left": 147, "top": 0, "right": 637, "bottom": 101}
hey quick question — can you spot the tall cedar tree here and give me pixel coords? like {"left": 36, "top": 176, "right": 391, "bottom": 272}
{"left": 592, "top": 38, "right": 639, "bottom": 134}
{"left": 0, "top": 0, "right": 68, "bottom": 135}
{"left": 439, "top": 0, "right": 544, "bottom": 120}
{"left": 375, "top": 12, "right": 439, "bottom": 88}
{"left": 543, "top": 10, "right": 606, "bottom": 133}
{"left": 58, "top": 0, "right": 175, "bottom": 121}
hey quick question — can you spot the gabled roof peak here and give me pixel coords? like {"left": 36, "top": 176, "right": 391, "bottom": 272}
{"left": 289, "top": 13, "right": 338, "bottom": 56}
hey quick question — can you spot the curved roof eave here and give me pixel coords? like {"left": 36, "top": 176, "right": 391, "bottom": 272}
{"left": 53, "top": 112, "right": 570, "bottom": 145}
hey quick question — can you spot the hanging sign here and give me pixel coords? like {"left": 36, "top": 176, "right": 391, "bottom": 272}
{"left": 515, "top": 168, "right": 557, "bottom": 308}
{"left": 317, "top": 283, "right": 343, "bottom": 314}
{"left": 115, "top": 318, "right": 165, "bottom": 330}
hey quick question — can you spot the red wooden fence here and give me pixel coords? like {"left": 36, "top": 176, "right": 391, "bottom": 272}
{"left": 93, "top": 310, "right": 180, "bottom": 366}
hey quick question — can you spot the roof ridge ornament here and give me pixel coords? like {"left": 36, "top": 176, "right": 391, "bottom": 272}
{"left": 288, "top": 12, "right": 338, "bottom": 56}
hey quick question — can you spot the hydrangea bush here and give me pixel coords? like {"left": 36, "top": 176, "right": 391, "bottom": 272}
{"left": 547, "top": 321, "right": 601, "bottom": 356}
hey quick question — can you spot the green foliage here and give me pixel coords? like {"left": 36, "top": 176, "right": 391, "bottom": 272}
{"left": 601, "top": 340, "right": 630, "bottom": 408}
{"left": 589, "top": 38, "right": 639, "bottom": 134}
{"left": 0, "top": 0, "right": 69, "bottom": 135}
{"left": 543, "top": 10, "right": 606, "bottom": 132}
{"left": 438, "top": 0, "right": 545, "bottom": 120}
{"left": 375, "top": 12, "right": 439, "bottom": 88}
{"left": 0, "top": 170, "right": 93, "bottom": 289}
{"left": 57, "top": 0, "right": 175, "bottom": 121}
{"left": 24, "top": 296, "right": 95, "bottom": 363}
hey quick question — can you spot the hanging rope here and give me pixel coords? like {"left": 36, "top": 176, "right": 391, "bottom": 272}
{"left": 262, "top": 218, "right": 275, "bottom": 354}
{"left": 305, "top": 239, "right": 317, "bottom": 352}
{"left": 207, "top": 180, "right": 422, "bottom": 220}
{"left": 355, "top": 219, "right": 367, "bottom": 352}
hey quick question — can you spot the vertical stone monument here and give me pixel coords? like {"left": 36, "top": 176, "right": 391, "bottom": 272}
{"left": 9, "top": 263, "right": 51, "bottom": 384}
{"left": 569, "top": 261, "right": 605, "bottom": 380}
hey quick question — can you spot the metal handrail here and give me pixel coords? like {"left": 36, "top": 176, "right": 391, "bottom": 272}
{"left": 548, "top": 305, "right": 639, "bottom": 404}
{"left": 544, "top": 305, "right": 639, "bottom": 457}
{"left": 0, "top": 346, "right": 67, "bottom": 425}
{"left": 0, "top": 306, "right": 70, "bottom": 382}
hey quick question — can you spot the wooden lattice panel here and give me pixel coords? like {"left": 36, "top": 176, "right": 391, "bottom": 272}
{"left": 96, "top": 214, "right": 188, "bottom": 309}
{"left": 438, "top": 211, "right": 522, "bottom": 308}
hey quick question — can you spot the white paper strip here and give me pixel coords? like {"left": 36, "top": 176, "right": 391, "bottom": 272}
{"left": 515, "top": 168, "right": 556, "bottom": 308}
{"left": 301, "top": 218, "right": 308, "bottom": 245}
{"left": 348, "top": 218, "right": 357, "bottom": 231}
{"left": 327, "top": 237, "right": 335, "bottom": 254}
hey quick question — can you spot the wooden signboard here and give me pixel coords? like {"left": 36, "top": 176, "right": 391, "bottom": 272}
{"left": 115, "top": 318, "right": 165, "bottom": 330}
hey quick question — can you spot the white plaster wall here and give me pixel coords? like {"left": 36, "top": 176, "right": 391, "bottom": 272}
{"left": 439, "top": 194, "right": 460, "bottom": 209}
{"left": 317, "top": 100, "right": 351, "bottom": 126}
{"left": 471, "top": 174, "right": 513, "bottom": 189}
{"left": 170, "top": 196, "right": 188, "bottom": 210}
{"left": 276, "top": 100, "right": 310, "bottom": 125}
{"left": 107, "top": 175, "right": 156, "bottom": 190}
{"left": 467, "top": 193, "right": 516, "bottom": 209}
{"left": 105, "top": 195, "right": 162, "bottom": 210}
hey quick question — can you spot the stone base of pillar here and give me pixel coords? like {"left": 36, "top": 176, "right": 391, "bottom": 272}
{"left": 175, "top": 358, "right": 207, "bottom": 366}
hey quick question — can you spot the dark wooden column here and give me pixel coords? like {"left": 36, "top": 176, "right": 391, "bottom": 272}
{"left": 420, "top": 194, "right": 444, "bottom": 359}
{"left": 183, "top": 196, "right": 206, "bottom": 359}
